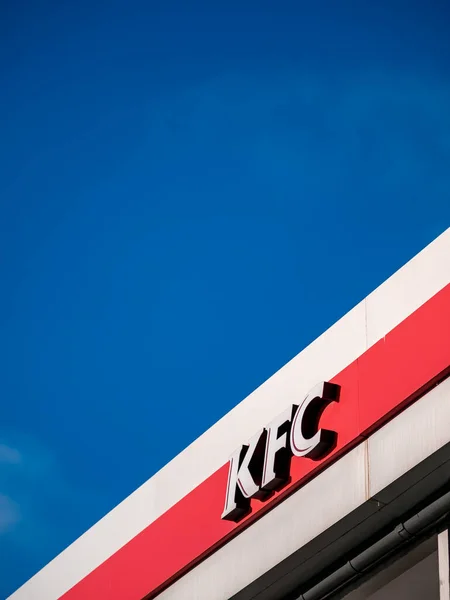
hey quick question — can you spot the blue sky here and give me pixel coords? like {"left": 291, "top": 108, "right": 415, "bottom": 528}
{"left": 1, "top": 0, "right": 450, "bottom": 596}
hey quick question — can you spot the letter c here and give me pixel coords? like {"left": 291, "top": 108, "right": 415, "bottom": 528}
{"left": 290, "top": 381, "right": 339, "bottom": 460}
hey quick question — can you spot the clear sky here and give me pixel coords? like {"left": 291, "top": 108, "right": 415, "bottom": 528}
{"left": 0, "top": 0, "right": 449, "bottom": 596}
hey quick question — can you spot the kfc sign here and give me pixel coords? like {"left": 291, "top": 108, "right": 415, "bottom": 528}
{"left": 222, "top": 381, "right": 340, "bottom": 522}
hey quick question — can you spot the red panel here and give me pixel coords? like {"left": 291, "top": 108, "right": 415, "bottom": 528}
{"left": 358, "top": 283, "right": 450, "bottom": 434}
{"left": 61, "top": 283, "right": 450, "bottom": 600}
{"left": 106, "top": 466, "right": 233, "bottom": 600}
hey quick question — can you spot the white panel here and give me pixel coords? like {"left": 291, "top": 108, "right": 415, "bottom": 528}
{"left": 438, "top": 530, "right": 450, "bottom": 600}
{"left": 158, "top": 444, "right": 368, "bottom": 600}
{"left": 365, "top": 228, "right": 450, "bottom": 348}
{"left": 368, "top": 377, "right": 450, "bottom": 498}
{"left": 8, "top": 228, "right": 450, "bottom": 600}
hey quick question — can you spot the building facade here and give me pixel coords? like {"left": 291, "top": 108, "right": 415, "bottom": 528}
{"left": 8, "top": 228, "right": 450, "bottom": 600}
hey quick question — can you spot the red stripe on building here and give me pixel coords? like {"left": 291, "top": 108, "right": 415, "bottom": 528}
{"left": 61, "top": 283, "right": 450, "bottom": 600}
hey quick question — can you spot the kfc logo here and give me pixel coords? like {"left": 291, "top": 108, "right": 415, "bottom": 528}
{"left": 221, "top": 382, "right": 340, "bottom": 522}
